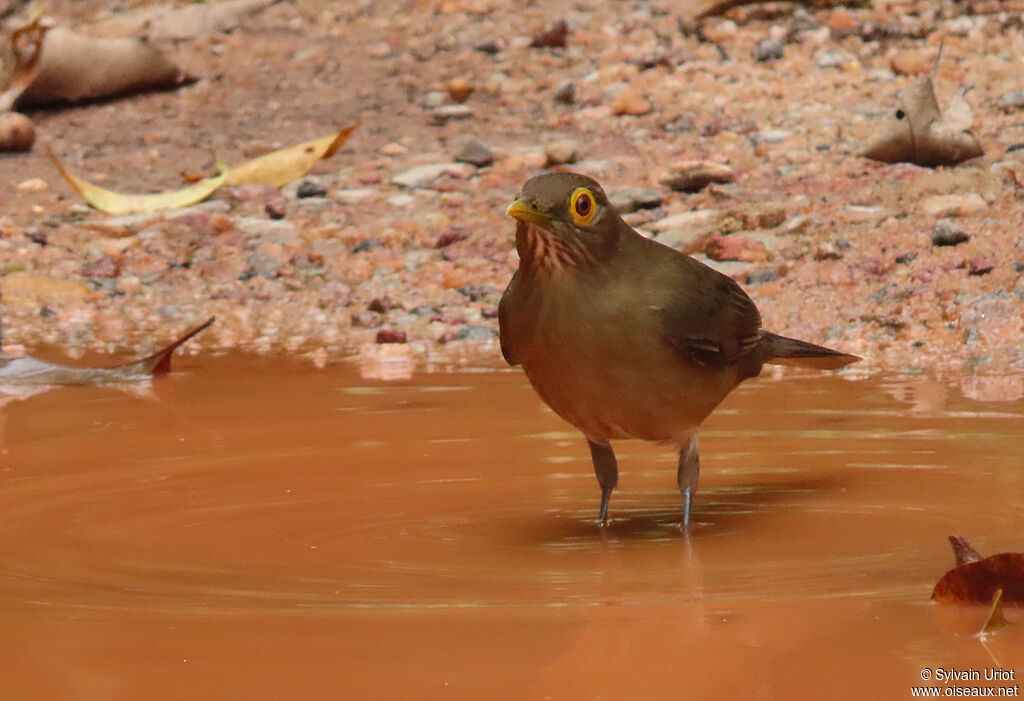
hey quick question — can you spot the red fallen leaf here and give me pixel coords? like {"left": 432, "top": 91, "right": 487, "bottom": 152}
{"left": 931, "top": 536, "right": 1024, "bottom": 606}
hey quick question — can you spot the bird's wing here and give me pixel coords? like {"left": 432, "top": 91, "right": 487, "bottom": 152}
{"left": 497, "top": 277, "right": 521, "bottom": 366}
{"left": 658, "top": 256, "right": 762, "bottom": 366}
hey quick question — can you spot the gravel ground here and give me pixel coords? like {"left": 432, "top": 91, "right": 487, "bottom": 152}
{"left": 1, "top": 0, "right": 1023, "bottom": 381}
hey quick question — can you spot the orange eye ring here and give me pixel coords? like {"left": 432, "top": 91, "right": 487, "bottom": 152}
{"left": 569, "top": 187, "right": 597, "bottom": 226}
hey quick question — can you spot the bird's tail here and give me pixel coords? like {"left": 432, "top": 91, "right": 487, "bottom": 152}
{"left": 760, "top": 331, "right": 860, "bottom": 370}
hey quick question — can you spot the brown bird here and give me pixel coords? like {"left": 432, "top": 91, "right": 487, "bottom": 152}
{"left": 498, "top": 172, "right": 860, "bottom": 527}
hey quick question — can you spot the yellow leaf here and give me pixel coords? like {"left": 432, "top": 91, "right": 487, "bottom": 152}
{"left": 225, "top": 124, "right": 357, "bottom": 187}
{"left": 46, "top": 144, "right": 229, "bottom": 215}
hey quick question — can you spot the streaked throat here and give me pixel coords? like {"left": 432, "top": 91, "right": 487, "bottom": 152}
{"left": 517, "top": 223, "right": 596, "bottom": 274}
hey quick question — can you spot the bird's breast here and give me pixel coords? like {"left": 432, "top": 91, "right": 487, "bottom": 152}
{"left": 503, "top": 272, "right": 736, "bottom": 444}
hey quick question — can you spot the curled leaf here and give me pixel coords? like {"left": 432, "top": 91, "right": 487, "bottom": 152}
{"left": 47, "top": 125, "right": 355, "bottom": 213}
{"left": 224, "top": 125, "right": 357, "bottom": 187}
{"left": 47, "top": 145, "right": 229, "bottom": 215}
{"left": 0, "top": 10, "right": 51, "bottom": 111}
{"left": 862, "top": 76, "right": 983, "bottom": 167}
{"left": 0, "top": 317, "right": 214, "bottom": 385}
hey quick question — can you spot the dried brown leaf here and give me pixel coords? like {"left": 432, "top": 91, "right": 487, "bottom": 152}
{"left": 0, "top": 10, "right": 50, "bottom": 111}
{"left": 932, "top": 552, "right": 1024, "bottom": 606}
{"left": 862, "top": 76, "right": 983, "bottom": 167}
{"left": 0, "top": 317, "right": 214, "bottom": 385}
{"left": 17, "top": 26, "right": 184, "bottom": 106}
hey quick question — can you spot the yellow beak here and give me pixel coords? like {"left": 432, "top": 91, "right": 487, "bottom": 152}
{"left": 506, "top": 199, "right": 551, "bottom": 226}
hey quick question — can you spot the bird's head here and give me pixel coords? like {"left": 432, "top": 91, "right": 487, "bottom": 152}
{"left": 506, "top": 172, "right": 621, "bottom": 270}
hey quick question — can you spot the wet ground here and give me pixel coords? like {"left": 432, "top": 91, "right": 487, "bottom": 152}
{"left": 1, "top": 356, "right": 1022, "bottom": 699}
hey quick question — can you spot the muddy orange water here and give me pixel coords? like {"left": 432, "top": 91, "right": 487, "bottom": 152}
{"left": 1, "top": 356, "right": 1022, "bottom": 700}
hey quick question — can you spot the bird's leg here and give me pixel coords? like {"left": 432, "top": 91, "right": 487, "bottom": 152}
{"left": 677, "top": 435, "right": 700, "bottom": 528}
{"left": 587, "top": 439, "right": 618, "bottom": 526}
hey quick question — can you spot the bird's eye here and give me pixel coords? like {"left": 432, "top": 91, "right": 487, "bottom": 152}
{"left": 895, "top": 109, "right": 905, "bottom": 120}
{"left": 569, "top": 187, "right": 597, "bottom": 226}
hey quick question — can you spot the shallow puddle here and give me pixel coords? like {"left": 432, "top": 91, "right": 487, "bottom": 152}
{"left": 0, "top": 357, "right": 1021, "bottom": 699}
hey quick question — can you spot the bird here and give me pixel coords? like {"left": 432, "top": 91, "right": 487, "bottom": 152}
{"left": 498, "top": 172, "right": 860, "bottom": 527}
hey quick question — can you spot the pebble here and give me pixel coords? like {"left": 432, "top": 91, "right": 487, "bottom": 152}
{"left": 691, "top": 254, "right": 755, "bottom": 280}
{"left": 753, "top": 39, "right": 784, "bottom": 63}
{"left": 999, "top": 89, "right": 1024, "bottom": 111}
{"left": 447, "top": 77, "right": 474, "bottom": 103}
{"left": 889, "top": 50, "right": 932, "bottom": 76}
{"left": 376, "top": 329, "right": 408, "bottom": 344}
{"left": 553, "top": 81, "right": 576, "bottom": 105}
{"left": 530, "top": 20, "right": 568, "bottom": 49}
{"left": 421, "top": 91, "right": 446, "bottom": 108}
{"left": 827, "top": 7, "right": 857, "bottom": 32}
{"left": 453, "top": 136, "right": 495, "bottom": 167}
{"left": 457, "top": 285, "right": 494, "bottom": 302}
{"left": 544, "top": 140, "right": 578, "bottom": 166}
{"left": 611, "top": 87, "right": 652, "bottom": 116}
{"left": 431, "top": 105, "right": 474, "bottom": 125}
{"left": 647, "top": 211, "right": 720, "bottom": 252}
{"left": 746, "top": 267, "right": 779, "bottom": 285}
{"left": 968, "top": 258, "right": 996, "bottom": 276}
{"left": 83, "top": 256, "right": 120, "bottom": 278}
{"left": 265, "top": 200, "right": 287, "bottom": 219}
{"left": 368, "top": 296, "right": 400, "bottom": 313}
{"left": 387, "top": 193, "right": 416, "bottom": 207}
{"left": 732, "top": 204, "right": 787, "bottom": 230}
{"left": 380, "top": 142, "right": 407, "bottom": 156}
{"left": 704, "top": 234, "right": 770, "bottom": 263}
{"left": 351, "top": 238, "right": 383, "bottom": 254}
{"left": 352, "top": 311, "right": 383, "bottom": 328}
{"left": 608, "top": 187, "right": 664, "bottom": 214}
{"left": 1, "top": 272, "right": 91, "bottom": 305}
{"left": 234, "top": 218, "right": 298, "bottom": 244}
{"left": 920, "top": 194, "right": 987, "bottom": 218}
{"left": 241, "top": 252, "right": 282, "bottom": 280}
{"left": 332, "top": 188, "right": 379, "bottom": 204}
{"left": 456, "top": 325, "right": 497, "bottom": 341}
{"left": 0, "top": 112, "right": 36, "bottom": 153}
{"left": 814, "top": 49, "right": 848, "bottom": 69}
{"left": 660, "top": 162, "right": 736, "bottom": 193}
{"left": 931, "top": 219, "right": 969, "bottom": 247}
{"left": 435, "top": 228, "right": 470, "bottom": 248}
{"left": 24, "top": 227, "right": 47, "bottom": 246}
{"left": 959, "top": 293, "right": 1024, "bottom": 348}
{"left": 648, "top": 210, "right": 721, "bottom": 233}
{"left": 392, "top": 163, "right": 475, "bottom": 189}
{"left": 15, "top": 178, "right": 48, "bottom": 192}
{"left": 296, "top": 180, "right": 328, "bottom": 199}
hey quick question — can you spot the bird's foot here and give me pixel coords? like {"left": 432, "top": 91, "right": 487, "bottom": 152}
{"left": 597, "top": 487, "right": 612, "bottom": 526}
{"left": 681, "top": 487, "right": 693, "bottom": 529}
